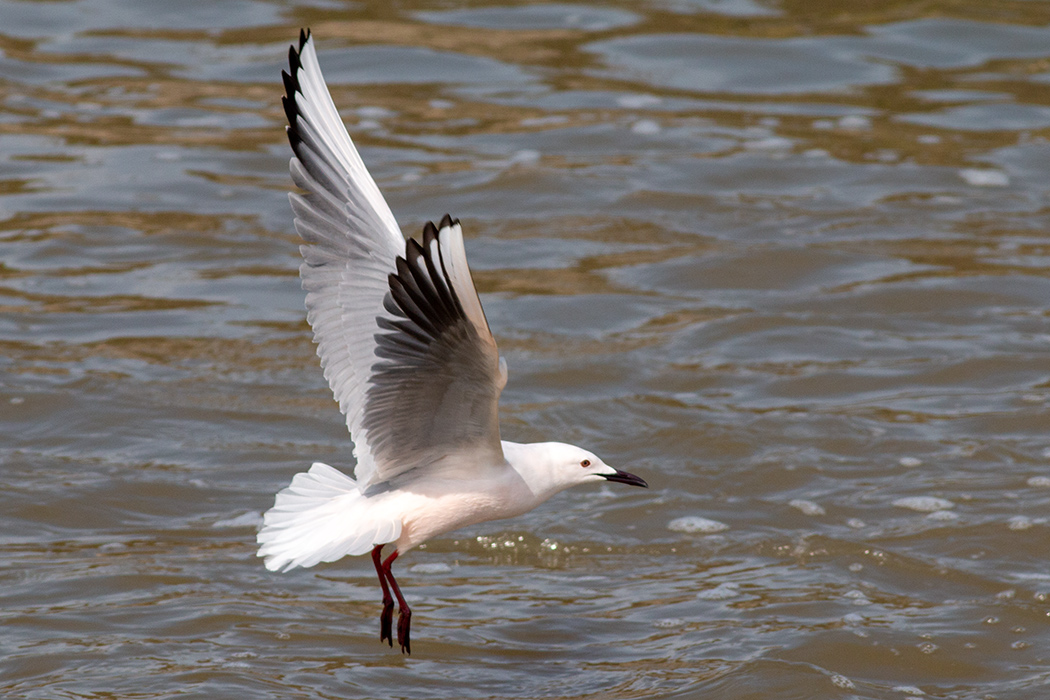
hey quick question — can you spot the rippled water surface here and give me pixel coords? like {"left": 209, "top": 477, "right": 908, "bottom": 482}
{"left": 4, "top": 1, "right": 1050, "bottom": 698}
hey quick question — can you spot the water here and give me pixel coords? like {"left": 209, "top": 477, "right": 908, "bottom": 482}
{"left": 3, "top": 1, "right": 1050, "bottom": 698}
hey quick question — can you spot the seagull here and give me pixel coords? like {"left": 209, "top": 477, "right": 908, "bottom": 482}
{"left": 257, "top": 29, "right": 648, "bottom": 655}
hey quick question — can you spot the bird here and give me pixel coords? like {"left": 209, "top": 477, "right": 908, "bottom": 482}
{"left": 257, "top": 29, "right": 648, "bottom": 655}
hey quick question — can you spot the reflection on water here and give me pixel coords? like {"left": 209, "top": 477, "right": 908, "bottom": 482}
{"left": 3, "top": 0, "right": 1050, "bottom": 697}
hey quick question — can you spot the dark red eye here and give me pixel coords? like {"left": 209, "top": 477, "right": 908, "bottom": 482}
{"left": 580, "top": 459, "right": 591, "bottom": 468}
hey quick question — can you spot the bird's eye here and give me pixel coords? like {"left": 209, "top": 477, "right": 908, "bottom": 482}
{"left": 580, "top": 459, "right": 591, "bottom": 468}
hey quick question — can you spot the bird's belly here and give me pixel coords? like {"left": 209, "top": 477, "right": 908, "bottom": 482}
{"left": 393, "top": 483, "right": 532, "bottom": 553}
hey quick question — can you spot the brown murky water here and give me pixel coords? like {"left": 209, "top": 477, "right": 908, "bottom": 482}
{"left": 4, "top": 1, "right": 1050, "bottom": 698}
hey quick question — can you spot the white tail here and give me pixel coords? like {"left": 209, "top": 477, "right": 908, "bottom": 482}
{"left": 256, "top": 462, "right": 402, "bottom": 572}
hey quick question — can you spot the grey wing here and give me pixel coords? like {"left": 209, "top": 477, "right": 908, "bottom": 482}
{"left": 283, "top": 31, "right": 506, "bottom": 488}
{"left": 365, "top": 217, "right": 508, "bottom": 481}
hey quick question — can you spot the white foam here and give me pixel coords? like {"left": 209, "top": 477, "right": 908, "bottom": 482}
{"left": 899, "top": 456, "right": 923, "bottom": 468}
{"left": 926, "top": 510, "right": 958, "bottom": 521}
{"left": 409, "top": 562, "right": 452, "bottom": 575}
{"left": 893, "top": 496, "right": 954, "bottom": 512}
{"left": 844, "top": 589, "right": 871, "bottom": 606}
{"left": 744, "top": 136, "right": 792, "bottom": 151}
{"left": 830, "top": 674, "right": 855, "bottom": 689}
{"left": 1027, "top": 476, "right": 1050, "bottom": 487}
{"left": 520, "top": 115, "right": 568, "bottom": 127}
{"left": 617, "top": 94, "right": 661, "bottom": 109}
{"left": 510, "top": 149, "right": 540, "bottom": 164}
{"left": 696, "top": 582, "right": 740, "bottom": 600}
{"left": 668, "top": 516, "right": 729, "bottom": 533}
{"left": 960, "top": 168, "right": 1009, "bottom": 187}
{"left": 357, "top": 106, "right": 393, "bottom": 119}
{"left": 1008, "top": 516, "right": 1033, "bottom": 531}
{"left": 789, "top": 499, "right": 826, "bottom": 516}
{"left": 653, "top": 617, "right": 685, "bottom": 628}
{"left": 213, "top": 511, "right": 264, "bottom": 528}
{"left": 631, "top": 119, "right": 661, "bottom": 135}
{"left": 838, "top": 115, "right": 871, "bottom": 130}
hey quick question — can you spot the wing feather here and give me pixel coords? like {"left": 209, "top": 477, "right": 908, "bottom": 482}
{"left": 283, "top": 30, "right": 505, "bottom": 488}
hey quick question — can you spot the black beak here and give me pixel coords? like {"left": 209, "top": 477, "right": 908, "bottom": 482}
{"left": 602, "top": 469, "right": 648, "bottom": 488}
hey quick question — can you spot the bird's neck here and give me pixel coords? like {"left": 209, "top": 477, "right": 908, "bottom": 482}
{"left": 500, "top": 440, "right": 570, "bottom": 503}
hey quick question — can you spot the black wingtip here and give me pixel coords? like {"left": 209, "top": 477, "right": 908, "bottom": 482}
{"left": 284, "top": 32, "right": 309, "bottom": 147}
{"left": 405, "top": 237, "right": 426, "bottom": 260}
{"left": 287, "top": 46, "right": 302, "bottom": 86}
{"left": 422, "top": 220, "right": 438, "bottom": 248}
{"left": 420, "top": 217, "right": 460, "bottom": 241}
{"left": 281, "top": 69, "right": 297, "bottom": 99}
{"left": 281, "top": 93, "right": 296, "bottom": 129}
{"left": 286, "top": 29, "right": 308, "bottom": 92}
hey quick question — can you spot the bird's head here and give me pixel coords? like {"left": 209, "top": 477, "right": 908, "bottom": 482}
{"left": 525, "top": 442, "right": 648, "bottom": 493}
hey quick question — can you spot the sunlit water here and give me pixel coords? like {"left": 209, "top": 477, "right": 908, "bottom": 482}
{"left": 3, "top": 1, "right": 1050, "bottom": 698}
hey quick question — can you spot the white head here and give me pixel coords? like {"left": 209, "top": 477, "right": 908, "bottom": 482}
{"left": 504, "top": 441, "right": 648, "bottom": 500}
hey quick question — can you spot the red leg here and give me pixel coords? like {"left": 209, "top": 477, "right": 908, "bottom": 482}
{"left": 382, "top": 550, "right": 411, "bottom": 654}
{"left": 371, "top": 545, "right": 394, "bottom": 647}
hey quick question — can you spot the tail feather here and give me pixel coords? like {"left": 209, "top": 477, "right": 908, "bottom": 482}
{"left": 257, "top": 462, "right": 401, "bottom": 572}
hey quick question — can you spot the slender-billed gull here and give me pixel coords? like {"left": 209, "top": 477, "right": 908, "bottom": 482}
{"left": 257, "top": 30, "right": 648, "bottom": 654}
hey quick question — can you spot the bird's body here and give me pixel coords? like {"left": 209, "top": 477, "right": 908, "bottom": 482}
{"left": 387, "top": 441, "right": 574, "bottom": 552}
{"left": 258, "top": 30, "right": 647, "bottom": 653}
{"left": 262, "top": 441, "right": 604, "bottom": 569}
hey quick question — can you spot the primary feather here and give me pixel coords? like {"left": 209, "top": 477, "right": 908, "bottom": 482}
{"left": 283, "top": 30, "right": 506, "bottom": 490}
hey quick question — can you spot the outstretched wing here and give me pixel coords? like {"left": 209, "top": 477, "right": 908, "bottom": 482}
{"left": 283, "top": 30, "right": 506, "bottom": 489}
